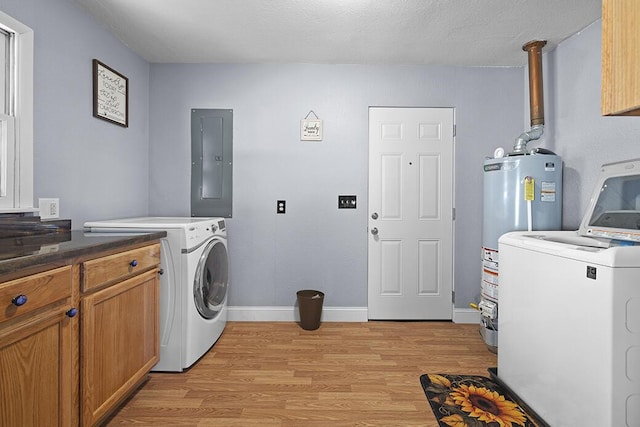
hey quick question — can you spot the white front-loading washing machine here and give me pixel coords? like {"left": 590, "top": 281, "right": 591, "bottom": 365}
{"left": 84, "top": 217, "right": 229, "bottom": 372}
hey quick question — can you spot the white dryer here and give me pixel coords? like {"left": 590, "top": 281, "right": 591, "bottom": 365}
{"left": 84, "top": 217, "right": 228, "bottom": 372}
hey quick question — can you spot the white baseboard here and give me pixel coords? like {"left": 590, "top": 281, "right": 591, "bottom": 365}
{"left": 227, "top": 306, "right": 368, "bottom": 322}
{"left": 228, "top": 306, "right": 479, "bottom": 324}
{"left": 452, "top": 308, "right": 480, "bottom": 324}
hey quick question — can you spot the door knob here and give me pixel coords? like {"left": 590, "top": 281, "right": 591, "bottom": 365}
{"left": 371, "top": 212, "right": 378, "bottom": 220}
{"left": 371, "top": 227, "right": 378, "bottom": 235}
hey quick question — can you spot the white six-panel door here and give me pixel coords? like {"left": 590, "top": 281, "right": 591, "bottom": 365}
{"left": 368, "top": 107, "right": 454, "bottom": 319}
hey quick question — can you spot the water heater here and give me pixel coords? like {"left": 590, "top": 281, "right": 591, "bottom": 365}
{"left": 479, "top": 39, "right": 563, "bottom": 351}
{"left": 480, "top": 151, "right": 562, "bottom": 350}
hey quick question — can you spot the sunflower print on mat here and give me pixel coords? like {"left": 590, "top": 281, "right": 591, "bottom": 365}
{"left": 419, "top": 374, "right": 539, "bottom": 427}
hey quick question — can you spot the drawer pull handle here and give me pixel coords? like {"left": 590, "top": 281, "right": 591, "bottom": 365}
{"left": 130, "top": 260, "right": 138, "bottom": 267}
{"left": 12, "top": 294, "right": 28, "bottom": 306}
{"left": 66, "top": 308, "right": 78, "bottom": 318}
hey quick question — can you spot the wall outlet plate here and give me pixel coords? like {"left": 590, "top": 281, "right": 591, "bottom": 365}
{"left": 277, "top": 200, "right": 286, "bottom": 214}
{"left": 39, "top": 198, "right": 59, "bottom": 219}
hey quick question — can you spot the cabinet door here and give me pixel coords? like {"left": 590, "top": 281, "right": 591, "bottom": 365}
{"left": 80, "top": 269, "right": 159, "bottom": 426}
{"left": 602, "top": 0, "right": 640, "bottom": 115}
{"left": 0, "top": 309, "right": 74, "bottom": 427}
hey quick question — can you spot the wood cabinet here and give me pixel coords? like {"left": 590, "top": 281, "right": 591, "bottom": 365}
{"left": 0, "top": 266, "right": 76, "bottom": 427}
{"left": 0, "top": 239, "right": 161, "bottom": 427}
{"left": 80, "top": 244, "right": 160, "bottom": 426}
{"left": 601, "top": 0, "right": 640, "bottom": 115}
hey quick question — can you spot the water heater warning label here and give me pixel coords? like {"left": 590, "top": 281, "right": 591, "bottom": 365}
{"left": 541, "top": 181, "right": 556, "bottom": 202}
{"left": 481, "top": 247, "right": 499, "bottom": 302}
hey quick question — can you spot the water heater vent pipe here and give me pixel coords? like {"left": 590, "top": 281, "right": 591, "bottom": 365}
{"left": 513, "top": 40, "right": 547, "bottom": 155}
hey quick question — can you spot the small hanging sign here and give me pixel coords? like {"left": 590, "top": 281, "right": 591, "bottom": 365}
{"left": 300, "top": 110, "right": 323, "bottom": 141}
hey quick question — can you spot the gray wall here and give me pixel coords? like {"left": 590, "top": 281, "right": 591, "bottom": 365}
{"left": 0, "top": 0, "right": 150, "bottom": 226}
{"left": 543, "top": 20, "right": 640, "bottom": 229}
{"left": 149, "top": 64, "right": 524, "bottom": 309}
{"left": 11, "top": 0, "right": 630, "bottom": 314}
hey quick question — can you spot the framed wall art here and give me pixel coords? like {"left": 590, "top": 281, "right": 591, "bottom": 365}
{"left": 93, "top": 59, "right": 128, "bottom": 127}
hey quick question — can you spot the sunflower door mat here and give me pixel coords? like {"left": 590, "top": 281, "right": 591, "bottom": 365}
{"left": 420, "top": 374, "right": 543, "bottom": 427}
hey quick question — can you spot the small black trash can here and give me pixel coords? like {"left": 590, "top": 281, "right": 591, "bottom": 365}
{"left": 296, "top": 290, "right": 324, "bottom": 330}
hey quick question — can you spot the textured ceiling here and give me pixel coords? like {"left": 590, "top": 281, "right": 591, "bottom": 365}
{"left": 73, "top": 0, "right": 602, "bottom": 66}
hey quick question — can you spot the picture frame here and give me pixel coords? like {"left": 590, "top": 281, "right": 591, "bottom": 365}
{"left": 92, "top": 59, "right": 128, "bottom": 127}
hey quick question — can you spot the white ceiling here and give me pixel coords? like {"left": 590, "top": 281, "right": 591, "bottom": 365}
{"left": 73, "top": 0, "right": 602, "bottom": 67}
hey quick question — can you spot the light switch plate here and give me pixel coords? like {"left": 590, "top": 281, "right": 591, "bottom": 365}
{"left": 338, "top": 195, "right": 357, "bottom": 209}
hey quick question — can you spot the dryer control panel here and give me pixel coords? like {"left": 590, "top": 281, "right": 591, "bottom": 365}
{"left": 187, "top": 220, "right": 227, "bottom": 247}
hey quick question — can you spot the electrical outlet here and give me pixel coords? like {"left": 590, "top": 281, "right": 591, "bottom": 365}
{"left": 277, "top": 200, "right": 286, "bottom": 214}
{"left": 39, "top": 198, "right": 59, "bottom": 219}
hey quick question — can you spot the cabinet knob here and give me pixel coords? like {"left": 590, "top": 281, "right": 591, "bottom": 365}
{"left": 130, "top": 260, "right": 138, "bottom": 267}
{"left": 158, "top": 268, "right": 164, "bottom": 275}
{"left": 66, "top": 308, "right": 78, "bottom": 318}
{"left": 11, "top": 294, "right": 27, "bottom": 306}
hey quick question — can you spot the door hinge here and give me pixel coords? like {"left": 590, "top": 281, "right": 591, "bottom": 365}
{"left": 452, "top": 208, "right": 456, "bottom": 220}
{"left": 452, "top": 290, "right": 455, "bottom": 303}
{"left": 453, "top": 124, "right": 456, "bottom": 137}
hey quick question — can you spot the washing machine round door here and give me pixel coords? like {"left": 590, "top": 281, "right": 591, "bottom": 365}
{"left": 193, "top": 238, "right": 228, "bottom": 319}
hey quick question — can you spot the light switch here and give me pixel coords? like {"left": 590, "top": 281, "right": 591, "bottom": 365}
{"left": 338, "top": 195, "right": 356, "bottom": 209}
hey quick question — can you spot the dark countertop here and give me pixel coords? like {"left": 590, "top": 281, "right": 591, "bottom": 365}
{"left": 0, "top": 230, "right": 167, "bottom": 276}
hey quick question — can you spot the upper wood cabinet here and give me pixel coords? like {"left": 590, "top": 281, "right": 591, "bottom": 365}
{"left": 602, "top": 0, "right": 640, "bottom": 115}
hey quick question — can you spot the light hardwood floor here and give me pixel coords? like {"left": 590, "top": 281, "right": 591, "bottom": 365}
{"left": 105, "top": 321, "right": 496, "bottom": 426}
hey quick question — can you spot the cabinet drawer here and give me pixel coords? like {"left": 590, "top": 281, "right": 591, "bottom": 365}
{"left": 0, "top": 266, "right": 72, "bottom": 323}
{"left": 82, "top": 244, "right": 160, "bottom": 292}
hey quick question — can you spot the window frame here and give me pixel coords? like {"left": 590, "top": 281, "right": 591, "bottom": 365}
{"left": 0, "top": 10, "right": 33, "bottom": 212}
